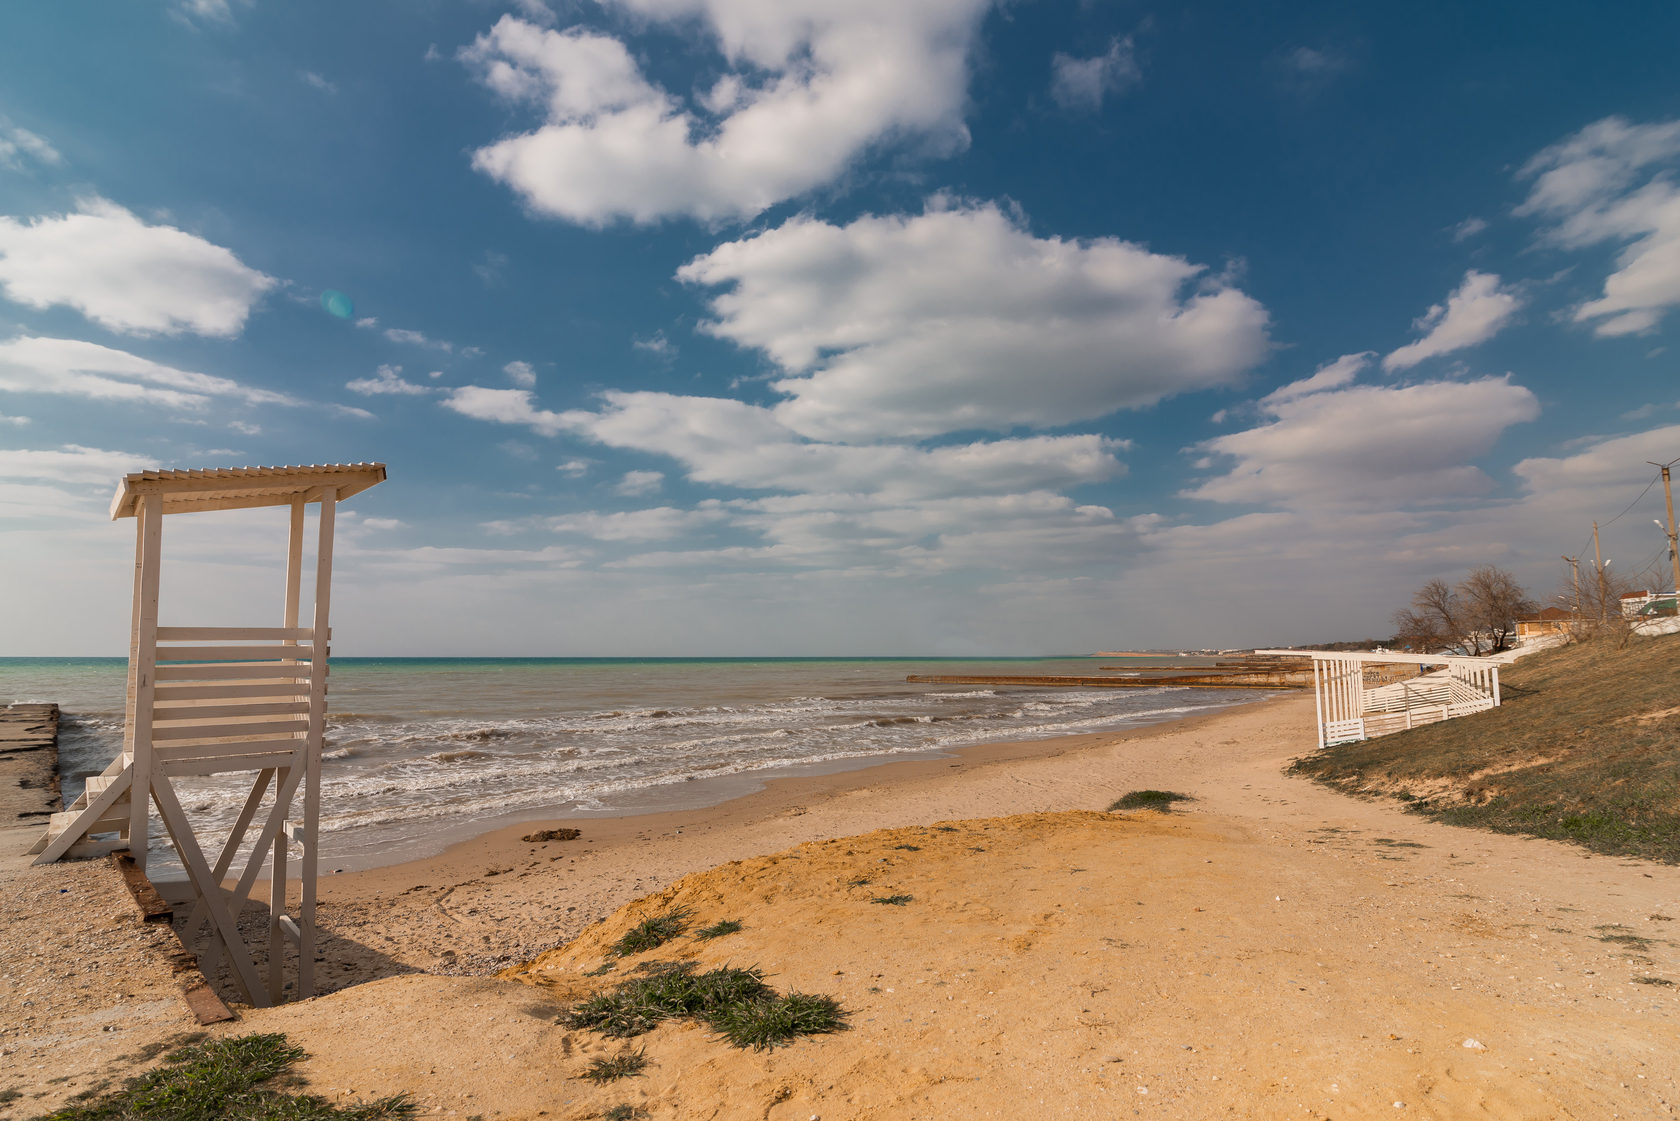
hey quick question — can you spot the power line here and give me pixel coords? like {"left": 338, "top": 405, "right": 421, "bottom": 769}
{"left": 1598, "top": 471, "right": 1661, "bottom": 529}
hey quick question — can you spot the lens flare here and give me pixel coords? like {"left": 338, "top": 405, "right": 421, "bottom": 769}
{"left": 320, "top": 289, "right": 354, "bottom": 319}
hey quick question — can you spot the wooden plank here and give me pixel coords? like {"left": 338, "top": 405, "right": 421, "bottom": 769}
{"left": 150, "top": 719, "right": 311, "bottom": 743}
{"left": 158, "top": 750, "right": 303, "bottom": 776}
{"left": 155, "top": 663, "right": 314, "bottom": 682}
{"left": 111, "top": 852, "right": 175, "bottom": 923}
{"left": 154, "top": 682, "right": 316, "bottom": 701}
{"left": 300, "top": 488, "right": 336, "bottom": 1000}
{"left": 149, "top": 773, "right": 269, "bottom": 1006}
{"left": 34, "top": 767, "right": 131, "bottom": 865}
{"left": 155, "top": 644, "right": 317, "bottom": 663}
{"left": 153, "top": 701, "right": 312, "bottom": 722}
{"left": 130, "top": 493, "right": 163, "bottom": 873}
{"left": 181, "top": 980, "right": 237, "bottom": 1025}
{"left": 157, "top": 626, "right": 320, "bottom": 641}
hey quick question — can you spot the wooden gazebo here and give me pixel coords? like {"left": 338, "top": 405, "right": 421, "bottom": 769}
{"left": 30, "top": 463, "right": 385, "bottom": 1005}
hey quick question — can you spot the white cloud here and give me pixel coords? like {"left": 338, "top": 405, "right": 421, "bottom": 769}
{"left": 461, "top": 2, "right": 990, "bottom": 225}
{"left": 300, "top": 71, "right": 338, "bottom": 94}
{"left": 358, "top": 516, "right": 406, "bottom": 530}
{"left": 518, "top": 506, "right": 717, "bottom": 541}
{"left": 0, "top": 198, "right": 276, "bottom": 337}
{"left": 1450, "top": 216, "right": 1489, "bottom": 242}
{"left": 504, "top": 359, "right": 537, "bottom": 387}
{"left": 0, "top": 444, "right": 155, "bottom": 485}
{"left": 448, "top": 386, "right": 1127, "bottom": 503}
{"left": 633, "top": 331, "right": 674, "bottom": 357}
{"left": 1382, "top": 270, "right": 1522, "bottom": 372}
{"left": 1518, "top": 116, "right": 1680, "bottom": 337}
{"left": 346, "top": 364, "right": 433, "bottom": 396}
{"left": 614, "top": 469, "right": 665, "bottom": 496}
{"left": 1261, "top": 352, "right": 1373, "bottom": 406}
{"left": 384, "top": 326, "right": 454, "bottom": 351}
{"left": 510, "top": 0, "right": 556, "bottom": 25}
{"left": 678, "top": 201, "right": 1269, "bottom": 440}
{"left": 0, "top": 335, "right": 296, "bottom": 410}
{"left": 0, "top": 412, "right": 28, "bottom": 425}
{"left": 1049, "top": 36, "right": 1141, "bottom": 110}
{"left": 1187, "top": 374, "right": 1540, "bottom": 508}
{"left": 444, "top": 385, "right": 571, "bottom": 435}
{"left": 0, "top": 122, "right": 62, "bottom": 170}
{"left": 556, "top": 458, "right": 591, "bottom": 477}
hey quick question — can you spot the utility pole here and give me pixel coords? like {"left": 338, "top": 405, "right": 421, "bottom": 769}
{"left": 1592, "top": 521, "right": 1609, "bottom": 623}
{"left": 1649, "top": 458, "right": 1680, "bottom": 596}
{"left": 1561, "top": 555, "right": 1581, "bottom": 616}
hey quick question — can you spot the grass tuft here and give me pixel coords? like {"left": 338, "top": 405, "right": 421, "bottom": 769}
{"left": 1108, "top": 790, "right": 1192, "bottom": 812}
{"left": 32, "top": 1033, "right": 414, "bottom": 1121}
{"left": 709, "top": 992, "right": 847, "bottom": 1051}
{"left": 600, "top": 1106, "right": 643, "bottom": 1121}
{"left": 564, "top": 962, "right": 845, "bottom": 1051}
{"left": 892, "top": 844, "right": 921, "bottom": 851}
{"left": 871, "top": 894, "right": 913, "bottom": 906}
{"left": 579, "top": 1050, "right": 647, "bottom": 1083}
{"left": 612, "top": 908, "right": 692, "bottom": 956}
{"left": 695, "top": 919, "right": 743, "bottom": 940}
{"left": 1633, "top": 976, "right": 1675, "bottom": 986}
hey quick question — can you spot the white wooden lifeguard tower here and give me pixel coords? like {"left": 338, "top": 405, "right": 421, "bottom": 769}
{"left": 30, "top": 463, "right": 386, "bottom": 1006}
{"left": 1256, "top": 648, "right": 1508, "bottom": 748}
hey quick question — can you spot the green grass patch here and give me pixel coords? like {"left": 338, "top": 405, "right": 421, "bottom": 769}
{"left": 612, "top": 908, "right": 692, "bottom": 956}
{"left": 564, "top": 962, "right": 846, "bottom": 1051}
{"left": 1633, "top": 976, "right": 1675, "bottom": 986}
{"left": 31, "top": 1033, "right": 413, "bottom": 1121}
{"left": 892, "top": 844, "right": 921, "bottom": 851}
{"left": 1290, "top": 631, "right": 1680, "bottom": 864}
{"left": 1108, "top": 790, "right": 1192, "bottom": 812}
{"left": 600, "top": 1105, "right": 642, "bottom": 1121}
{"left": 871, "top": 894, "right": 913, "bottom": 906}
{"left": 579, "top": 1050, "right": 647, "bottom": 1083}
{"left": 694, "top": 919, "right": 742, "bottom": 940}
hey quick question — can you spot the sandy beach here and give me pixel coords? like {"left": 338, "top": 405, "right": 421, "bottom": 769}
{"left": 4, "top": 692, "right": 1678, "bottom": 1119}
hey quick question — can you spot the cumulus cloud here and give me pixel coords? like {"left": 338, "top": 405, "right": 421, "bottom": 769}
{"left": 1518, "top": 116, "right": 1680, "bottom": 336}
{"left": 678, "top": 201, "right": 1269, "bottom": 440}
{"left": 1049, "top": 36, "right": 1141, "bottom": 110}
{"left": 299, "top": 71, "right": 338, "bottom": 94}
{"left": 0, "top": 122, "right": 62, "bottom": 170}
{"left": 461, "top": 2, "right": 990, "bottom": 224}
{"left": 346, "top": 364, "right": 433, "bottom": 396}
{"left": 445, "top": 386, "right": 1127, "bottom": 503}
{"left": 0, "top": 198, "right": 276, "bottom": 337}
{"left": 1186, "top": 372, "right": 1539, "bottom": 508}
{"left": 384, "top": 326, "right": 454, "bottom": 351}
{"left": 504, "top": 359, "right": 537, "bottom": 387}
{"left": 614, "top": 469, "right": 665, "bottom": 496}
{"left": 0, "top": 335, "right": 297, "bottom": 410}
{"left": 1382, "top": 270, "right": 1522, "bottom": 371}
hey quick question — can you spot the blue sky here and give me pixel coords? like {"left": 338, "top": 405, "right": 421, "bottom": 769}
{"left": 2, "top": 0, "right": 1679, "bottom": 656}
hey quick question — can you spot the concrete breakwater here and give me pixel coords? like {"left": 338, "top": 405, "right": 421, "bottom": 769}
{"left": 906, "top": 670, "right": 1308, "bottom": 690}
{"left": 1, "top": 702, "right": 60, "bottom": 827}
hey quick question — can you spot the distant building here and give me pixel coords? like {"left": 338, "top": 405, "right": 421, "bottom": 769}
{"left": 1621, "top": 590, "right": 1658, "bottom": 618}
{"left": 1515, "top": 606, "right": 1574, "bottom": 640}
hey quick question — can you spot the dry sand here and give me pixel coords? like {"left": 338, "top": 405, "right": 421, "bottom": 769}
{"left": 4, "top": 693, "right": 1678, "bottom": 1119}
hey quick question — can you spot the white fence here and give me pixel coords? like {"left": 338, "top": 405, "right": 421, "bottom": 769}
{"left": 1255, "top": 650, "right": 1504, "bottom": 748}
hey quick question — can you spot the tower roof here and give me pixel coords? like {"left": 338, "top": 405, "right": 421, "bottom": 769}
{"left": 109, "top": 463, "right": 386, "bottom": 519}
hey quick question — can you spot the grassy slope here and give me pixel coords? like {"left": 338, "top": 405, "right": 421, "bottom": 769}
{"left": 1290, "top": 631, "right": 1680, "bottom": 863}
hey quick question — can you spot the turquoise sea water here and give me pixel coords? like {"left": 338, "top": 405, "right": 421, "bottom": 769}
{"left": 2, "top": 655, "right": 1245, "bottom": 870}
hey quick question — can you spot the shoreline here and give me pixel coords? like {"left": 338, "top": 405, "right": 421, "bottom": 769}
{"left": 312, "top": 689, "right": 1275, "bottom": 874}
{"left": 317, "top": 690, "right": 1288, "bottom": 899}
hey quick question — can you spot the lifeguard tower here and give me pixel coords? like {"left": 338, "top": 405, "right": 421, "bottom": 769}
{"left": 30, "top": 463, "right": 386, "bottom": 1005}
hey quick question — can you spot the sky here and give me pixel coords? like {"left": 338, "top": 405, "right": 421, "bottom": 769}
{"left": 2, "top": 1, "right": 1679, "bottom": 657}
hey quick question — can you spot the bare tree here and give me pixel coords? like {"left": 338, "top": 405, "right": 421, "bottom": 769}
{"left": 1392, "top": 567, "right": 1534, "bottom": 654}
{"left": 1457, "top": 564, "right": 1537, "bottom": 653}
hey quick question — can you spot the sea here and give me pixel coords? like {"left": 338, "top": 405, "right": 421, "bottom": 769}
{"left": 1, "top": 656, "right": 1250, "bottom": 873}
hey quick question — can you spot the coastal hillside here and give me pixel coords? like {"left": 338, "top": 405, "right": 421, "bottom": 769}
{"left": 1291, "top": 631, "right": 1680, "bottom": 862}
